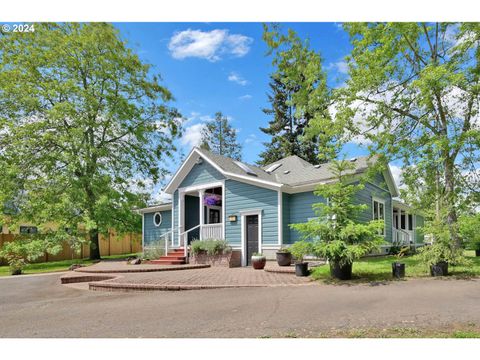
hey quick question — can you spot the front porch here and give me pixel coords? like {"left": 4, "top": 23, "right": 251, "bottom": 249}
{"left": 392, "top": 200, "right": 416, "bottom": 246}
{"left": 175, "top": 182, "right": 226, "bottom": 258}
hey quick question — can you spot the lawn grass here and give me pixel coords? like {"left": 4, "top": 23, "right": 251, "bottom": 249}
{"left": 311, "top": 250, "right": 480, "bottom": 283}
{"left": 0, "top": 253, "right": 140, "bottom": 277}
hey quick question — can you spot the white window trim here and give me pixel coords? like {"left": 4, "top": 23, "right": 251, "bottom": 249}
{"left": 372, "top": 197, "right": 386, "bottom": 236}
{"left": 240, "top": 209, "right": 262, "bottom": 266}
{"left": 153, "top": 212, "right": 163, "bottom": 227}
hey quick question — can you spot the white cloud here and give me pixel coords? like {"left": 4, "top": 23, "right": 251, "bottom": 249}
{"left": 180, "top": 123, "right": 205, "bottom": 148}
{"left": 168, "top": 29, "right": 253, "bottom": 62}
{"left": 238, "top": 94, "right": 252, "bottom": 101}
{"left": 329, "top": 60, "right": 349, "bottom": 75}
{"left": 244, "top": 133, "right": 258, "bottom": 145}
{"left": 228, "top": 72, "right": 248, "bottom": 86}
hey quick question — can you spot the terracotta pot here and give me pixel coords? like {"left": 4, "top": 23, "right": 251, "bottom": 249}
{"left": 251, "top": 256, "right": 266, "bottom": 270}
{"left": 276, "top": 252, "right": 292, "bottom": 266}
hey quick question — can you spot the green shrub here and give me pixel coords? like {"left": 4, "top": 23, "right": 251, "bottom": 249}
{"left": 190, "top": 239, "right": 231, "bottom": 256}
{"left": 291, "top": 160, "right": 385, "bottom": 268}
{"left": 415, "top": 241, "right": 469, "bottom": 268}
{"left": 0, "top": 237, "right": 61, "bottom": 275}
{"left": 459, "top": 214, "right": 480, "bottom": 250}
{"left": 142, "top": 241, "right": 165, "bottom": 260}
{"left": 289, "top": 240, "right": 313, "bottom": 263}
{"left": 277, "top": 247, "right": 291, "bottom": 253}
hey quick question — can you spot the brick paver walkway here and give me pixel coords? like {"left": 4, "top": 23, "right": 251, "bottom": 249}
{"left": 61, "top": 260, "right": 316, "bottom": 291}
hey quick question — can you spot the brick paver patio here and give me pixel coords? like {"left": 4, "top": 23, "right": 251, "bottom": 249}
{"left": 61, "top": 260, "right": 316, "bottom": 291}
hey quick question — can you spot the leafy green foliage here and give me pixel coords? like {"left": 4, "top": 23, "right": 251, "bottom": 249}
{"left": 259, "top": 24, "right": 334, "bottom": 165}
{"left": 0, "top": 23, "right": 181, "bottom": 259}
{"left": 0, "top": 236, "right": 62, "bottom": 274}
{"left": 277, "top": 247, "right": 291, "bottom": 253}
{"left": 288, "top": 240, "right": 313, "bottom": 263}
{"left": 333, "top": 23, "right": 480, "bottom": 247}
{"left": 200, "top": 112, "right": 242, "bottom": 160}
{"left": 291, "top": 160, "right": 385, "bottom": 267}
{"left": 459, "top": 213, "right": 480, "bottom": 250}
{"left": 142, "top": 240, "right": 165, "bottom": 260}
{"left": 415, "top": 242, "right": 468, "bottom": 267}
{"left": 190, "top": 239, "right": 231, "bottom": 256}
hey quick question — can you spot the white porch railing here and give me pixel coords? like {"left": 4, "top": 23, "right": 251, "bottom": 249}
{"left": 393, "top": 228, "right": 411, "bottom": 245}
{"left": 179, "top": 224, "right": 201, "bottom": 259}
{"left": 179, "top": 223, "right": 224, "bottom": 260}
{"left": 201, "top": 223, "right": 223, "bottom": 240}
{"left": 143, "top": 230, "right": 173, "bottom": 259}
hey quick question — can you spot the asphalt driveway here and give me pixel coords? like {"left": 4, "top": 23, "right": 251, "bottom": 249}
{"left": 1, "top": 272, "right": 480, "bottom": 337}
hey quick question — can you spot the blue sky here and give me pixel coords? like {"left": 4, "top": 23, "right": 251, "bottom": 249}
{"left": 113, "top": 22, "right": 398, "bottom": 199}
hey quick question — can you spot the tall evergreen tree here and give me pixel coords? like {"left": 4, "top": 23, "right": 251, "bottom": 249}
{"left": 258, "top": 25, "right": 332, "bottom": 166}
{"left": 200, "top": 112, "right": 242, "bottom": 160}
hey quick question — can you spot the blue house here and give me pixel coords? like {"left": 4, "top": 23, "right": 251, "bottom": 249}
{"left": 138, "top": 147, "right": 424, "bottom": 266}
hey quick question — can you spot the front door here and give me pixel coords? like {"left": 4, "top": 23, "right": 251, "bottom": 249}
{"left": 246, "top": 215, "right": 259, "bottom": 265}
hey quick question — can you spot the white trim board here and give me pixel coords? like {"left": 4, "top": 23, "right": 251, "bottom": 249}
{"left": 165, "top": 147, "right": 281, "bottom": 194}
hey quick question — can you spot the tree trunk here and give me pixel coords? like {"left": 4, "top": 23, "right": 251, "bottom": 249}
{"left": 443, "top": 157, "right": 461, "bottom": 248}
{"left": 89, "top": 228, "right": 101, "bottom": 260}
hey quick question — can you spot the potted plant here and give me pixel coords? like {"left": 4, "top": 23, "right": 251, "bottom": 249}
{"left": 289, "top": 241, "right": 312, "bottom": 276}
{"left": 391, "top": 246, "right": 409, "bottom": 279}
{"left": 416, "top": 241, "right": 467, "bottom": 277}
{"left": 290, "top": 160, "right": 385, "bottom": 281}
{"left": 276, "top": 247, "right": 292, "bottom": 266}
{"left": 251, "top": 253, "right": 266, "bottom": 270}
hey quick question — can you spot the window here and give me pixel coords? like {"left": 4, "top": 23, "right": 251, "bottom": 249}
{"left": 209, "top": 209, "right": 221, "bottom": 224}
{"left": 19, "top": 226, "right": 38, "bottom": 234}
{"left": 372, "top": 198, "right": 385, "bottom": 236}
{"left": 153, "top": 212, "right": 162, "bottom": 227}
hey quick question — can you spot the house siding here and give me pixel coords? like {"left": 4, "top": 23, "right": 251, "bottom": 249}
{"left": 179, "top": 161, "right": 224, "bottom": 188}
{"left": 415, "top": 215, "right": 425, "bottom": 243}
{"left": 287, "top": 191, "right": 327, "bottom": 244}
{"left": 143, "top": 210, "right": 172, "bottom": 247}
{"left": 225, "top": 179, "right": 278, "bottom": 247}
{"left": 353, "top": 176, "right": 393, "bottom": 242}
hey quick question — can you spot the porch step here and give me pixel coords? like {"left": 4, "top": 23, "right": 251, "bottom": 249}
{"left": 148, "top": 259, "right": 186, "bottom": 265}
{"left": 149, "top": 248, "right": 187, "bottom": 265}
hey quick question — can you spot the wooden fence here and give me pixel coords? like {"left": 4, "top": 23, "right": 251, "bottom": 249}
{"left": 0, "top": 231, "right": 142, "bottom": 265}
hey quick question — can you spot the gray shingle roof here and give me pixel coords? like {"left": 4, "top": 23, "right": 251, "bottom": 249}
{"left": 195, "top": 147, "right": 378, "bottom": 187}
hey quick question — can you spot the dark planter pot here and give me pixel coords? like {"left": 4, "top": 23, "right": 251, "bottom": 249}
{"left": 391, "top": 262, "right": 405, "bottom": 278}
{"left": 475, "top": 249, "right": 480, "bottom": 257}
{"left": 276, "top": 252, "right": 292, "bottom": 266}
{"left": 330, "top": 261, "right": 353, "bottom": 280}
{"left": 252, "top": 256, "right": 266, "bottom": 270}
{"left": 11, "top": 269, "right": 22, "bottom": 276}
{"left": 430, "top": 261, "right": 449, "bottom": 277}
{"left": 295, "top": 262, "right": 309, "bottom": 277}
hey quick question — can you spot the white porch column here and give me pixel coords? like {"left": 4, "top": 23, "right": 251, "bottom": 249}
{"left": 199, "top": 189, "right": 205, "bottom": 240}
{"left": 221, "top": 181, "right": 225, "bottom": 240}
{"left": 178, "top": 191, "right": 185, "bottom": 247}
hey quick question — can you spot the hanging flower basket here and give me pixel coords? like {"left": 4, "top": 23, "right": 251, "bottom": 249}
{"left": 203, "top": 194, "right": 221, "bottom": 206}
